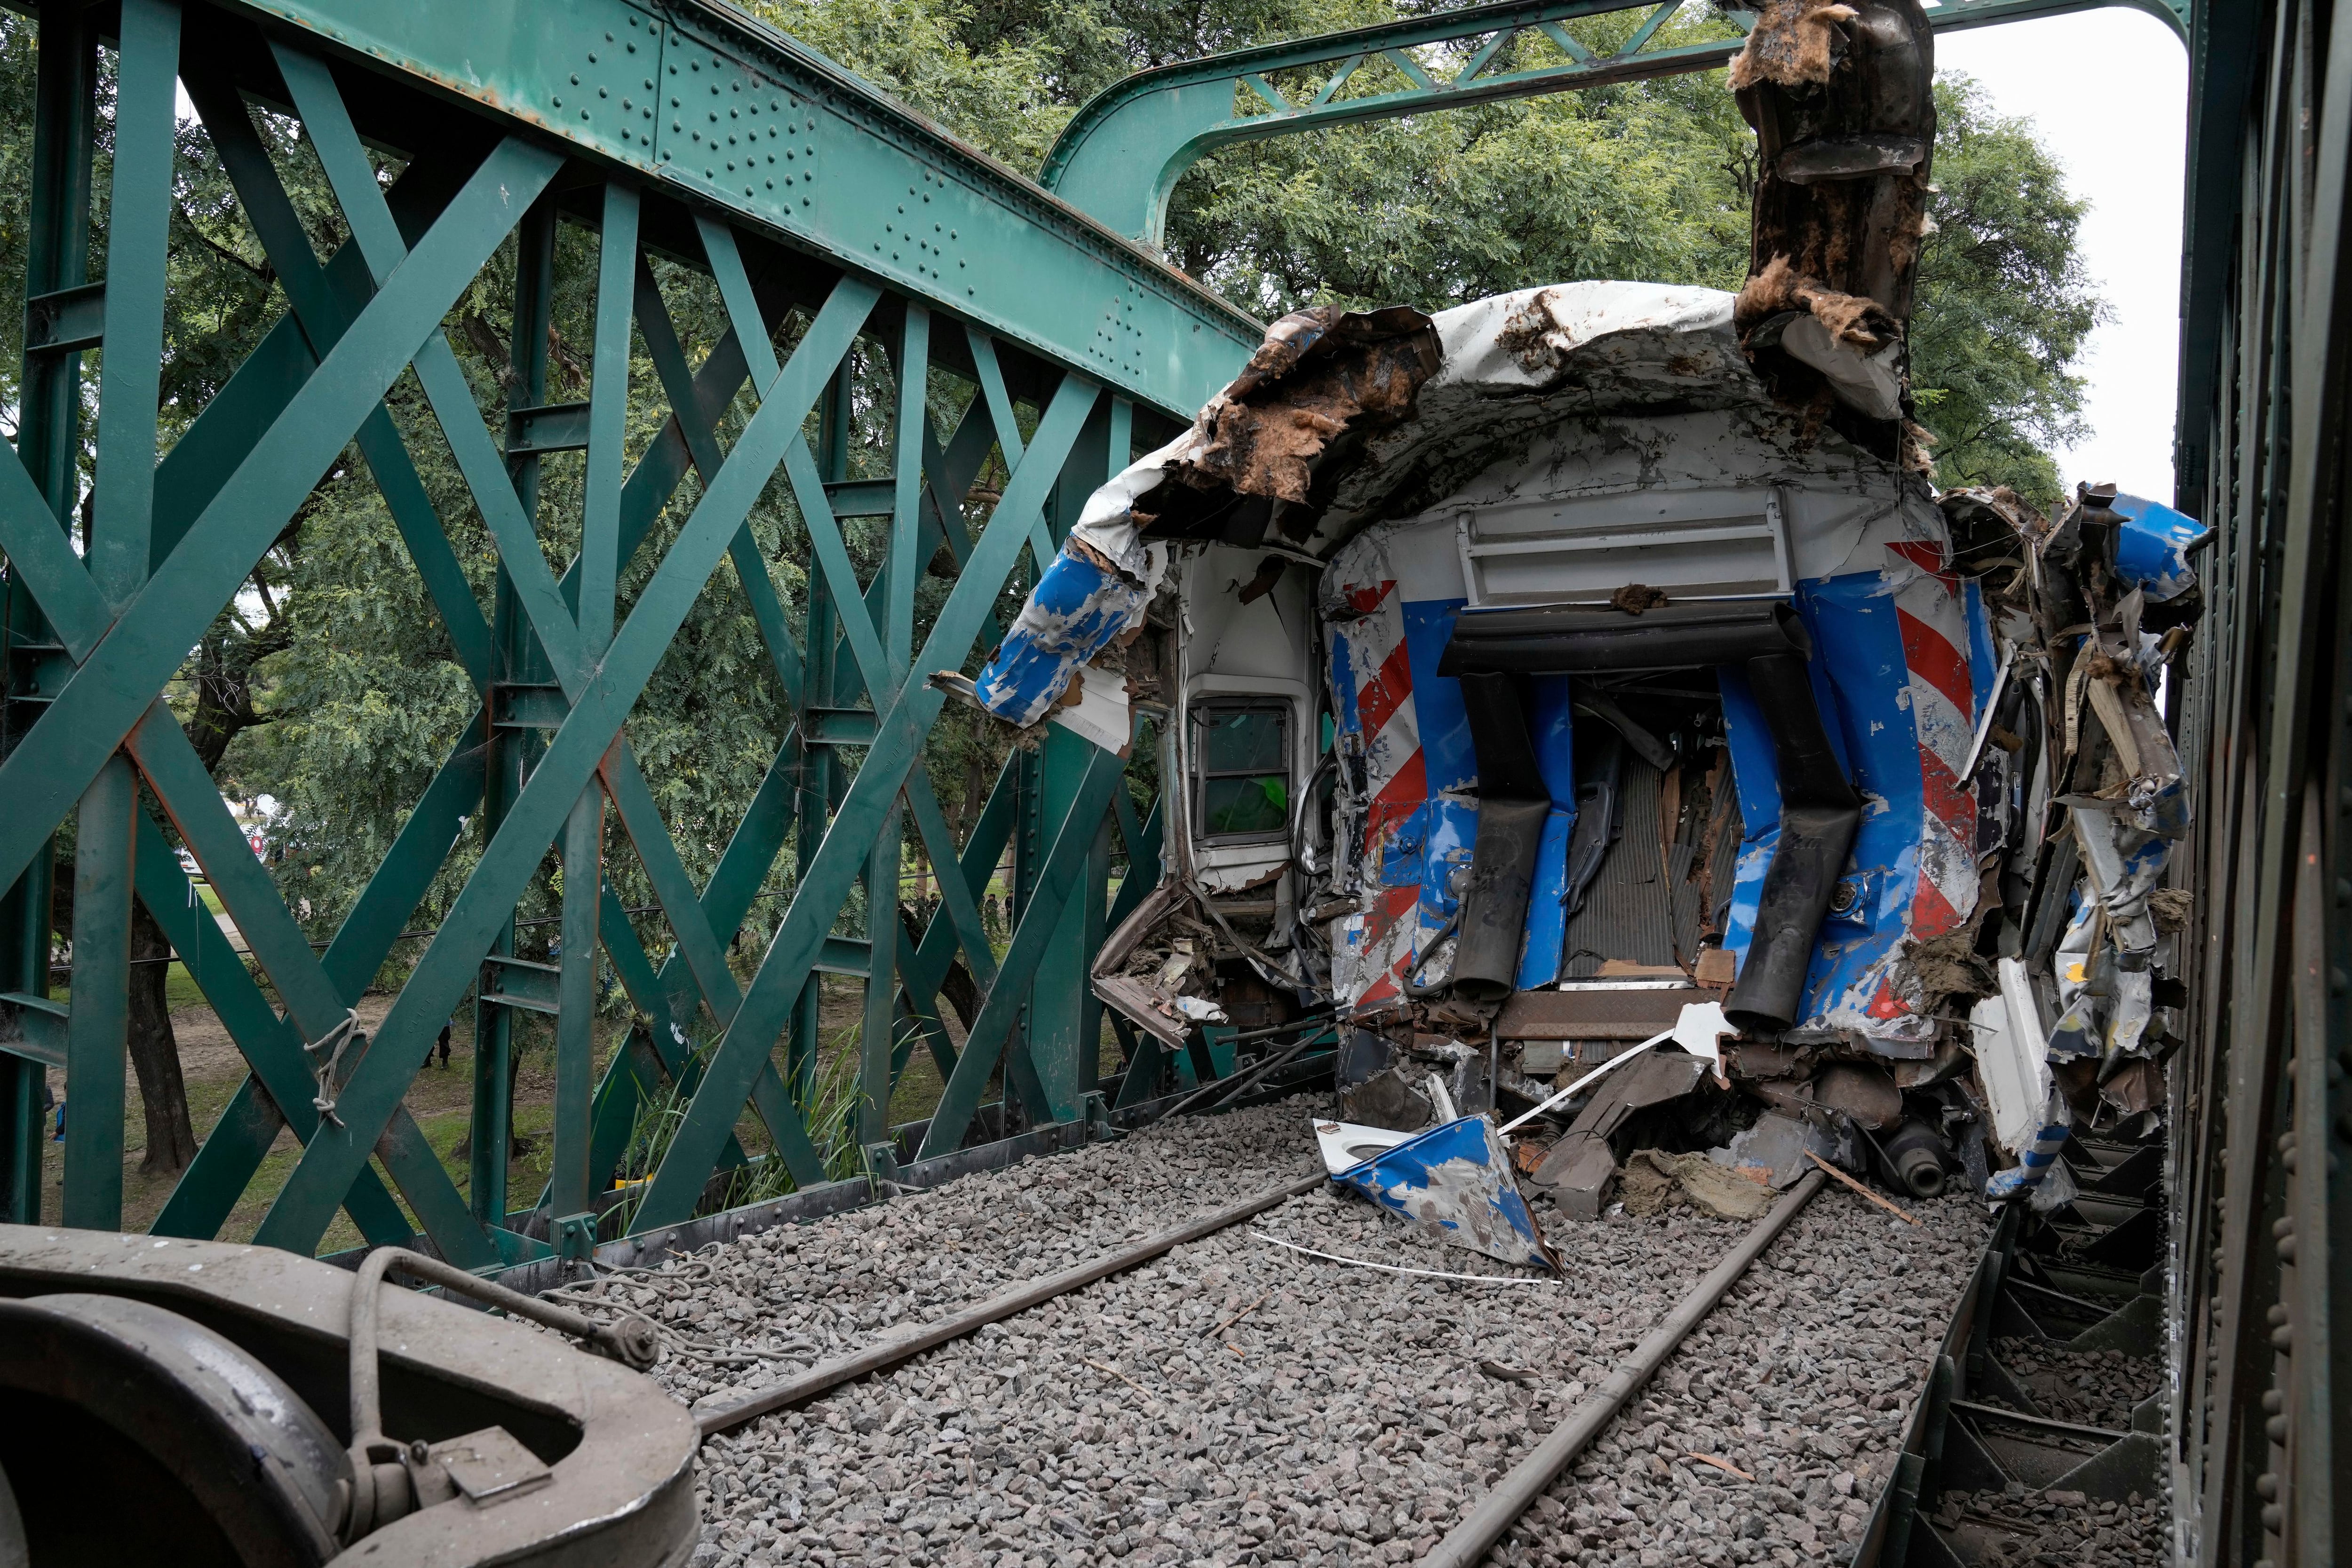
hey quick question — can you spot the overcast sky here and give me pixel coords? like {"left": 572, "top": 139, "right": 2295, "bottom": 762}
{"left": 1932, "top": 8, "right": 2191, "bottom": 503}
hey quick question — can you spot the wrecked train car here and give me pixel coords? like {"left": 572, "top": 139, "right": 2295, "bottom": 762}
{"left": 946, "top": 0, "right": 2201, "bottom": 1222}
{"left": 947, "top": 285, "right": 2202, "bottom": 1222}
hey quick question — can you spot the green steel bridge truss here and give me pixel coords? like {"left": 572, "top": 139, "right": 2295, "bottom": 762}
{"left": 0, "top": 0, "right": 1259, "bottom": 1264}
{"left": 2167, "top": 0, "right": 2352, "bottom": 1553}
{"left": 1038, "top": 0, "right": 2188, "bottom": 245}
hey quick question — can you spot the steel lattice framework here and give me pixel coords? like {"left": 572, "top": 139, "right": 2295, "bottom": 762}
{"left": 2167, "top": 0, "right": 2352, "bottom": 1555}
{"left": 0, "top": 0, "right": 1260, "bottom": 1265}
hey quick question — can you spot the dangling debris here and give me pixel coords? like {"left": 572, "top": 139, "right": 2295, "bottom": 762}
{"left": 1328, "top": 1115, "right": 1562, "bottom": 1274}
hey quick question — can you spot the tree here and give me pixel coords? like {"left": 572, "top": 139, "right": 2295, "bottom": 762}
{"left": 1907, "top": 76, "right": 2103, "bottom": 508}
{"left": 744, "top": 0, "right": 2099, "bottom": 509}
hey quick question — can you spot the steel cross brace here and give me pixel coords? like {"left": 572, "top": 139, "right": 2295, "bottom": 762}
{"left": 0, "top": 130, "right": 563, "bottom": 903}
{"left": 287, "top": 45, "right": 907, "bottom": 1232}
{"left": 2, "top": 4, "right": 1187, "bottom": 1257}
{"left": 249, "top": 261, "right": 882, "bottom": 1253}
{"left": 195, "top": 49, "right": 821, "bottom": 1243}
{"left": 917, "top": 740, "right": 1133, "bottom": 1160}
{"left": 623, "top": 369, "right": 1106, "bottom": 1234}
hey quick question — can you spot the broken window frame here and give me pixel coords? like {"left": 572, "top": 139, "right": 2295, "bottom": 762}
{"left": 1191, "top": 699, "right": 1295, "bottom": 846}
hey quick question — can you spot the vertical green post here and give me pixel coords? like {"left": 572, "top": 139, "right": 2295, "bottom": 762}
{"left": 1024, "top": 733, "right": 1112, "bottom": 1123}
{"left": 0, "top": 0, "right": 95, "bottom": 1224}
{"left": 579, "top": 181, "right": 638, "bottom": 662}
{"left": 86, "top": 0, "right": 179, "bottom": 606}
{"left": 1009, "top": 741, "right": 1042, "bottom": 1132}
{"left": 789, "top": 359, "right": 853, "bottom": 1097}
{"left": 860, "top": 803, "right": 900, "bottom": 1147}
{"left": 472, "top": 195, "right": 558, "bottom": 1227}
{"left": 63, "top": 755, "right": 135, "bottom": 1228}
{"left": 550, "top": 788, "right": 602, "bottom": 1218}
{"left": 1022, "top": 401, "right": 1119, "bottom": 1123}
{"left": 856, "top": 313, "right": 929, "bottom": 1147}
{"left": 886, "top": 306, "right": 928, "bottom": 688}
{"left": 56, "top": 1, "right": 178, "bottom": 1228}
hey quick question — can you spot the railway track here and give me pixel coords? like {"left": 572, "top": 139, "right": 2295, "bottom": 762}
{"left": 540, "top": 1101, "right": 2000, "bottom": 1567}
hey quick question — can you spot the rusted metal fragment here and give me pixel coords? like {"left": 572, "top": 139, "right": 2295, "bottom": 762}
{"left": 1728, "top": 0, "right": 1861, "bottom": 90}
{"left": 1338, "top": 1065, "right": 1436, "bottom": 1131}
{"left": 1494, "top": 986, "right": 1699, "bottom": 1041}
{"left": 1810, "top": 1061, "right": 1904, "bottom": 1127}
{"left": 1526, "top": 1051, "right": 1713, "bottom": 1219}
{"left": 1090, "top": 884, "right": 1196, "bottom": 1047}
{"left": 1728, "top": 0, "right": 1933, "bottom": 458}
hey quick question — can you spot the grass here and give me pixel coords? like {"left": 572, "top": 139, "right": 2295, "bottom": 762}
{"left": 42, "top": 966, "right": 1078, "bottom": 1257}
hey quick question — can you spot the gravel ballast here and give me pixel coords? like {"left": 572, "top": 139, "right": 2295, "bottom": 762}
{"left": 555, "top": 1099, "right": 2011, "bottom": 1566}
{"left": 1983, "top": 1336, "right": 2160, "bottom": 1431}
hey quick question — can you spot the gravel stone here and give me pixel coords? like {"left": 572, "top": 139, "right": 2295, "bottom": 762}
{"left": 550, "top": 1097, "right": 2015, "bottom": 1566}
{"left": 1926, "top": 1484, "right": 2169, "bottom": 1567}
{"left": 1981, "top": 1337, "right": 2159, "bottom": 1431}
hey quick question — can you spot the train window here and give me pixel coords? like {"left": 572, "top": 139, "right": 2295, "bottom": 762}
{"left": 1195, "top": 703, "right": 1290, "bottom": 841}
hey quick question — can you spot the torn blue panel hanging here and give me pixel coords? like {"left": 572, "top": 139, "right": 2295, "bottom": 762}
{"left": 1334, "top": 1115, "right": 1562, "bottom": 1273}
{"left": 2109, "top": 493, "right": 2205, "bottom": 602}
{"left": 972, "top": 536, "right": 1157, "bottom": 726}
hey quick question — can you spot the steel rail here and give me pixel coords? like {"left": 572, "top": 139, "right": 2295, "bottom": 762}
{"left": 1417, "top": 1169, "right": 1828, "bottom": 1568}
{"left": 1945, "top": 1398, "right": 2133, "bottom": 1445}
{"left": 692, "top": 1168, "right": 1329, "bottom": 1436}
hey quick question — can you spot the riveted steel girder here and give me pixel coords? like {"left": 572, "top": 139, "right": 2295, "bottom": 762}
{"left": 230, "top": 0, "right": 1262, "bottom": 412}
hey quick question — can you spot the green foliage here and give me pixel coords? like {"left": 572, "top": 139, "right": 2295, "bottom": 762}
{"left": 728, "top": 0, "right": 2102, "bottom": 505}
{"left": 605, "top": 1025, "right": 869, "bottom": 1234}
{"left": 1907, "top": 76, "right": 2104, "bottom": 509}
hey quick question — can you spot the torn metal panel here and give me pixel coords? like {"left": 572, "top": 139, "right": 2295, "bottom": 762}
{"left": 1047, "top": 663, "right": 1134, "bottom": 753}
{"left": 1525, "top": 1050, "right": 1715, "bottom": 1220}
{"left": 1971, "top": 956, "right": 2054, "bottom": 1155}
{"left": 1332, "top": 1115, "right": 1562, "bottom": 1273}
{"left": 1312, "top": 1118, "right": 1418, "bottom": 1174}
{"left": 1712, "top": 1108, "right": 1845, "bottom": 1188}
{"left": 971, "top": 531, "right": 1166, "bottom": 729}
{"left": 1983, "top": 1086, "right": 2078, "bottom": 1205}
{"left": 2107, "top": 491, "right": 2206, "bottom": 602}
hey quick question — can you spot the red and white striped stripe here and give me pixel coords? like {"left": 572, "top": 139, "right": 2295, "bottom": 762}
{"left": 1328, "top": 578, "right": 1431, "bottom": 1014}
{"left": 1858, "top": 538, "right": 1981, "bottom": 1029}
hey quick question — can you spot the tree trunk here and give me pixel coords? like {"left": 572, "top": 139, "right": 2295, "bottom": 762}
{"left": 901, "top": 903, "right": 979, "bottom": 1031}
{"left": 127, "top": 898, "right": 198, "bottom": 1175}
